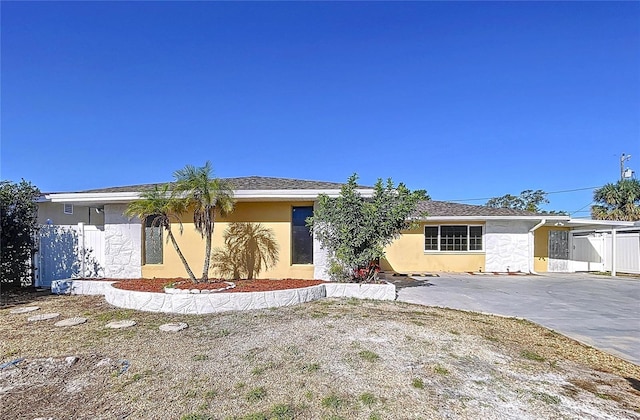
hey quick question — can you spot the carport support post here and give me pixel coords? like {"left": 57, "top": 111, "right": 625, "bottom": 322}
{"left": 528, "top": 219, "right": 546, "bottom": 274}
{"left": 611, "top": 228, "right": 617, "bottom": 277}
{"left": 78, "top": 222, "right": 85, "bottom": 278}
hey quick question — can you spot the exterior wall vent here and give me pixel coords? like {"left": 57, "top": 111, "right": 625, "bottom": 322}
{"left": 64, "top": 203, "right": 74, "bottom": 215}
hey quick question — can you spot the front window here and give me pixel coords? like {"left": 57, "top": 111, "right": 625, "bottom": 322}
{"left": 424, "top": 225, "right": 483, "bottom": 252}
{"left": 292, "top": 206, "right": 313, "bottom": 264}
{"left": 144, "top": 216, "right": 163, "bottom": 264}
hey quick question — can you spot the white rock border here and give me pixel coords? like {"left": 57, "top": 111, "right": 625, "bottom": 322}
{"left": 324, "top": 282, "right": 396, "bottom": 301}
{"left": 52, "top": 278, "right": 396, "bottom": 315}
{"left": 105, "top": 283, "right": 327, "bottom": 314}
{"left": 51, "top": 279, "right": 117, "bottom": 295}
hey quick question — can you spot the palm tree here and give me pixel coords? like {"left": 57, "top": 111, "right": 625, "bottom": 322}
{"left": 124, "top": 185, "right": 197, "bottom": 282}
{"left": 591, "top": 179, "right": 640, "bottom": 221}
{"left": 173, "top": 161, "right": 235, "bottom": 282}
{"left": 212, "top": 222, "right": 279, "bottom": 279}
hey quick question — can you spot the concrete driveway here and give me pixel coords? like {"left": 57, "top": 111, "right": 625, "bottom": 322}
{"left": 396, "top": 273, "right": 640, "bottom": 365}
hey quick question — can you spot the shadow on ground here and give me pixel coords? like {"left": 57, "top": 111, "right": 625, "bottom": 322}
{"left": 386, "top": 276, "right": 435, "bottom": 289}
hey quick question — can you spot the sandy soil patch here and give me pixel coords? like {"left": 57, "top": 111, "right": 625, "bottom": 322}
{"left": 1, "top": 294, "right": 639, "bottom": 419}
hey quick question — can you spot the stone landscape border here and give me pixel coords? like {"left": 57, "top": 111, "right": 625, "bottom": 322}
{"left": 51, "top": 279, "right": 117, "bottom": 296}
{"left": 51, "top": 279, "right": 396, "bottom": 314}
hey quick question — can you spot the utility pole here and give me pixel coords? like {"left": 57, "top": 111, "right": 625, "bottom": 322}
{"left": 620, "top": 153, "right": 632, "bottom": 180}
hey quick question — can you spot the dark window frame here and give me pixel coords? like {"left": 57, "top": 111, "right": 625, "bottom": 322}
{"left": 424, "top": 225, "right": 484, "bottom": 252}
{"left": 291, "top": 206, "right": 314, "bottom": 264}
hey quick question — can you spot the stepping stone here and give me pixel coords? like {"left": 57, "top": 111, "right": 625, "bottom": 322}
{"left": 65, "top": 356, "right": 79, "bottom": 366}
{"left": 159, "top": 322, "right": 188, "bottom": 332}
{"left": 105, "top": 320, "right": 136, "bottom": 329}
{"left": 27, "top": 313, "right": 60, "bottom": 322}
{"left": 10, "top": 306, "right": 40, "bottom": 314}
{"left": 55, "top": 317, "right": 88, "bottom": 327}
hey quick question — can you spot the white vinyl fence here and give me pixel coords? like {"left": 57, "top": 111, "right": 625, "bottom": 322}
{"left": 571, "top": 230, "right": 640, "bottom": 275}
{"left": 36, "top": 223, "right": 105, "bottom": 287}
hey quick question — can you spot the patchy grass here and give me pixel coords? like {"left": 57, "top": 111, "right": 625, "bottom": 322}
{"left": 412, "top": 378, "right": 425, "bottom": 389}
{"left": 358, "top": 350, "right": 380, "bottom": 362}
{"left": 521, "top": 350, "right": 546, "bottom": 362}
{"left": 1, "top": 294, "right": 639, "bottom": 419}
{"left": 434, "top": 364, "right": 449, "bottom": 375}
{"left": 246, "top": 386, "right": 267, "bottom": 403}
{"left": 302, "top": 362, "right": 320, "bottom": 373}
{"left": 321, "top": 393, "right": 347, "bottom": 410}
{"left": 533, "top": 391, "right": 561, "bottom": 405}
{"left": 359, "top": 392, "right": 377, "bottom": 407}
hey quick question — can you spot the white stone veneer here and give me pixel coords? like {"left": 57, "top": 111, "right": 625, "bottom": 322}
{"left": 55, "top": 279, "right": 396, "bottom": 314}
{"left": 52, "top": 279, "right": 116, "bottom": 295}
{"left": 105, "top": 284, "right": 328, "bottom": 314}
{"left": 324, "top": 282, "right": 396, "bottom": 300}
{"left": 104, "top": 204, "right": 142, "bottom": 278}
{"left": 484, "top": 220, "right": 536, "bottom": 273}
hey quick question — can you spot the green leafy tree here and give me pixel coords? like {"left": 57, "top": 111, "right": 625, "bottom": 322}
{"left": 0, "top": 180, "right": 40, "bottom": 290}
{"left": 124, "top": 185, "right": 197, "bottom": 282}
{"left": 309, "top": 174, "right": 424, "bottom": 283}
{"left": 211, "top": 222, "right": 279, "bottom": 279}
{"left": 486, "top": 189, "right": 549, "bottom": 212}
{"left": 173, "top": 161, "right": 235, "bottom": 282}
{"left": 591, "top": 179, "right": 640, "bottom": 221}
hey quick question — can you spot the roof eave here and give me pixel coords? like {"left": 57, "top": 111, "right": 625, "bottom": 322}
{"left": 42, "top": 189, "right": 376, "bottom": 204}
{"left": 413, "top": 215, "right": 569, "bottom": 221}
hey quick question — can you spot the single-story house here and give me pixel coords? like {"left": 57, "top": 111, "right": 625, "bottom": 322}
{"left": 35, "top": 176, "right": 635, "bottom": 286}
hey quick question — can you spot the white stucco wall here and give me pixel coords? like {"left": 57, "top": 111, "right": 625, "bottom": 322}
{"left": 104, "top": 204, "right": 142, "bottom": 278}
{"left": 484, "top": 220, "right": 536, "bottom": 273}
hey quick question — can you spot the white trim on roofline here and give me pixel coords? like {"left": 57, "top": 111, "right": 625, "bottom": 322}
{"left": 40, "top": 189, "right": 375, "bottom": 204}
{"left": 414, "top": 216, "right": 635, "bottom": 225}
{"left": 415, "top": 215, "right": 568, "bottom": 221}
{"left": 566, "top": 219, "right": 635, "bottom": 227}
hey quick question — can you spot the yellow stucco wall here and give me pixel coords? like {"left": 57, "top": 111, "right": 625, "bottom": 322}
{"left": 38, "top": 202, "right": 105, "bottom": 226}
{"left": 533, "top": 226, "right": 570, "bottom": 272}
{"left": 381, "top": 223, "right": 486, "bottom": 273}
{"left": 141, "top": 201, "right": 315, "bottom": 280}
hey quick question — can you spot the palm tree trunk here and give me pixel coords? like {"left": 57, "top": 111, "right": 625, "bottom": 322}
{"left": 167, "top": 228, "right": 197, "bottom": 283}
{"left": 201, "top": 210, "right": 214, "bottom": 282}
{"left": 202, "top": 232, "right": 211, "bottom": 282}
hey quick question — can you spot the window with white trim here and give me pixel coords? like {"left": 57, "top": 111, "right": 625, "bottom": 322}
{"left": 424, "top": 225, "right": 484, "bottom": 252}
{"left": 144, "top": 215, "right": 163, "bottom": 264}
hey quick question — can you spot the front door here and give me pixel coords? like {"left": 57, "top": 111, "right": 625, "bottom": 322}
{"left": 548, "top": 230, "right": 570, "bottom": 272}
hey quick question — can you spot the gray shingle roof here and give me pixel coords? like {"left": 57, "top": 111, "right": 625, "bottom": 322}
{"left": 413, "top": 200, "right": 541, "bottom": 218}
{"left": 75, "top": 176, "right": 369, "bottom": 193}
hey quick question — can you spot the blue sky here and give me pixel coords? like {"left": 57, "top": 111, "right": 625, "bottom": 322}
{"left": 2, "top": 2, "right": 639, "bottom": 217}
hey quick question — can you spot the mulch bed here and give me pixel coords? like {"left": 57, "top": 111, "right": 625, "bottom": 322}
{"left": 109, "top": 278, "right": 325, "bottom": 293}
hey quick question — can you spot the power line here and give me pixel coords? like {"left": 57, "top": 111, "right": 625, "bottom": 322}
{"left": 444, "top": 186, "right": 602, "bottom": 203}
{"left": 569, "top": 201, "right": 595, "bottom": 216}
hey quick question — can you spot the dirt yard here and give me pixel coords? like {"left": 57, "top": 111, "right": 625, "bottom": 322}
{"left": 1, "top": 293, "right": 639, "bottom": 420}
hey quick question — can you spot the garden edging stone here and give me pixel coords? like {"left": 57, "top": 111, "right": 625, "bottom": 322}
{"left": 51, "top": 279, "right": 396, "bottom": 314}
